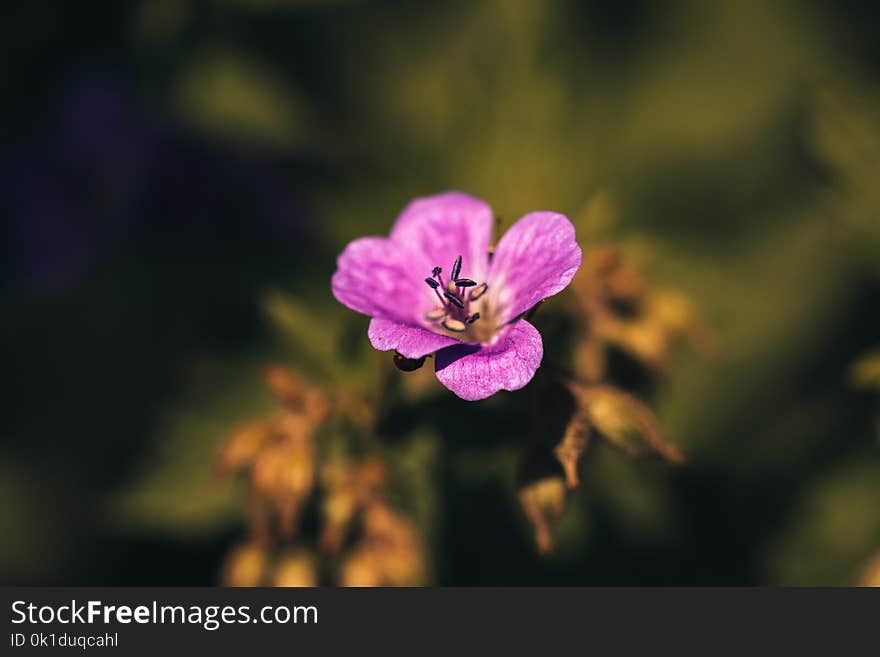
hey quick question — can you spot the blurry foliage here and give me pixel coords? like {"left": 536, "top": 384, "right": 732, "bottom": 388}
{"left": 765, "top": 459, "right": 880, "bottom": 585}
{"left": 850, "top": 348, "right": 880, "bottom": 390}
{"left": 859, "top": 550, "right": 880, "bottom": 587}
{"left": 808, "top": 74, "right": 880, "bottom": 273}
{"left": 215, "top": 365, "right": 428, "bottom": 586}
{"left": 2, "top": 0, "right": 880, "bottom": 584}
{"left": 173, "top": 49, "right": 310, "bottom": 148}
{"left": 113, "top": 359, "right": 275, "bottom": 534}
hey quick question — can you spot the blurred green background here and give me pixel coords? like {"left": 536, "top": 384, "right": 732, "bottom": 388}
{"left": 2, "top": 0, "right": 879, "bottom": 585}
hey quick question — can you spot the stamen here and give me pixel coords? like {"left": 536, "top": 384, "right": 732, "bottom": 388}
{"left": 422, "top": 258, "right": 489, "bottom": 335}
{"left": 469, "top": 283, "right": 488, "bottom": 300}
{"left": 451, "top": 255, "right": 462, "bottom": 281}
{"left": 443, "top": 291, "right": 464, "bottom": 308}
{"left": 442, "top": 318, "right": 467, "bottom": 332}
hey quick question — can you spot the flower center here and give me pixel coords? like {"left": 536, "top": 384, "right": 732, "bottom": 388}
{"left": 423, "top": 255, "right": 493, "bottom": 342}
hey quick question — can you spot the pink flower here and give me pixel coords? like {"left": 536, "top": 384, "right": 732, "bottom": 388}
{"left": 331, "top": 192, "right": 582, "bottom": 400}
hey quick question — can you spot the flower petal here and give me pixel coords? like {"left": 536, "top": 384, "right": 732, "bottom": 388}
{"left": 331, "top": 236, "right": 430, "bottom": 322}
{"left": 434, "top": 320, "right": 543, "bottom": 400}
{"left": 368, "top": 317, "right": 461, "bottom": 359}
{"left": 488, "top": 211, "right": 582, "bottom": 323}
{"left": 390, "top": 191, "right": 493, "bottom": 284}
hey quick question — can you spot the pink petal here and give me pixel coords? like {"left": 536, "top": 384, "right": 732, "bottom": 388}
{"left": 434, "top": 320, "right": 543, "bottom": 400}
{"left": 390, "top": 191, "right": 493, "bottom": 284}
{"left": 487, "top": 211, "right": 582, "bottom": 323}
{"left": 331, "top": 236, "right": 431, "bottom": 322}
{"left": 368, "top": 317, "right": 462, "bottom": 359}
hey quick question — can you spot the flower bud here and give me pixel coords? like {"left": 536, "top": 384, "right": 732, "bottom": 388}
{"left": 393, "top": 352, "right": 426, "bottom": 372}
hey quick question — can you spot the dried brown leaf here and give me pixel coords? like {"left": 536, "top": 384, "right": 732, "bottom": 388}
{"left": 518, "top": 476, "right": 566, "bottom": 555}
{"left": 554, "top": 410, "right": 591, "bottom": 489}
{"left": 568, "top": 382, "right": 685, "bottom": 465}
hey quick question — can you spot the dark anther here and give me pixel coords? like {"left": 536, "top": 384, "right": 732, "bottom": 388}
{"left": 393, "top": 352, "right": 426, "bottom": 372}
{"left": 451, "top": 255, "right": 462, "bottom": 281}
{"left": 425, "top": 277, "right": 440, "bottom": 289}
{"left": 432, "top": 266, "right": 442, "bottom": 277}
{"left": 443, "top": 291, "right": 464, "bottom": 308}
{"left": 455, "top": 278, "right": 477, "bottom": 287}
{"left": 466, "top": 312, "right": 481, "bottom": 324}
